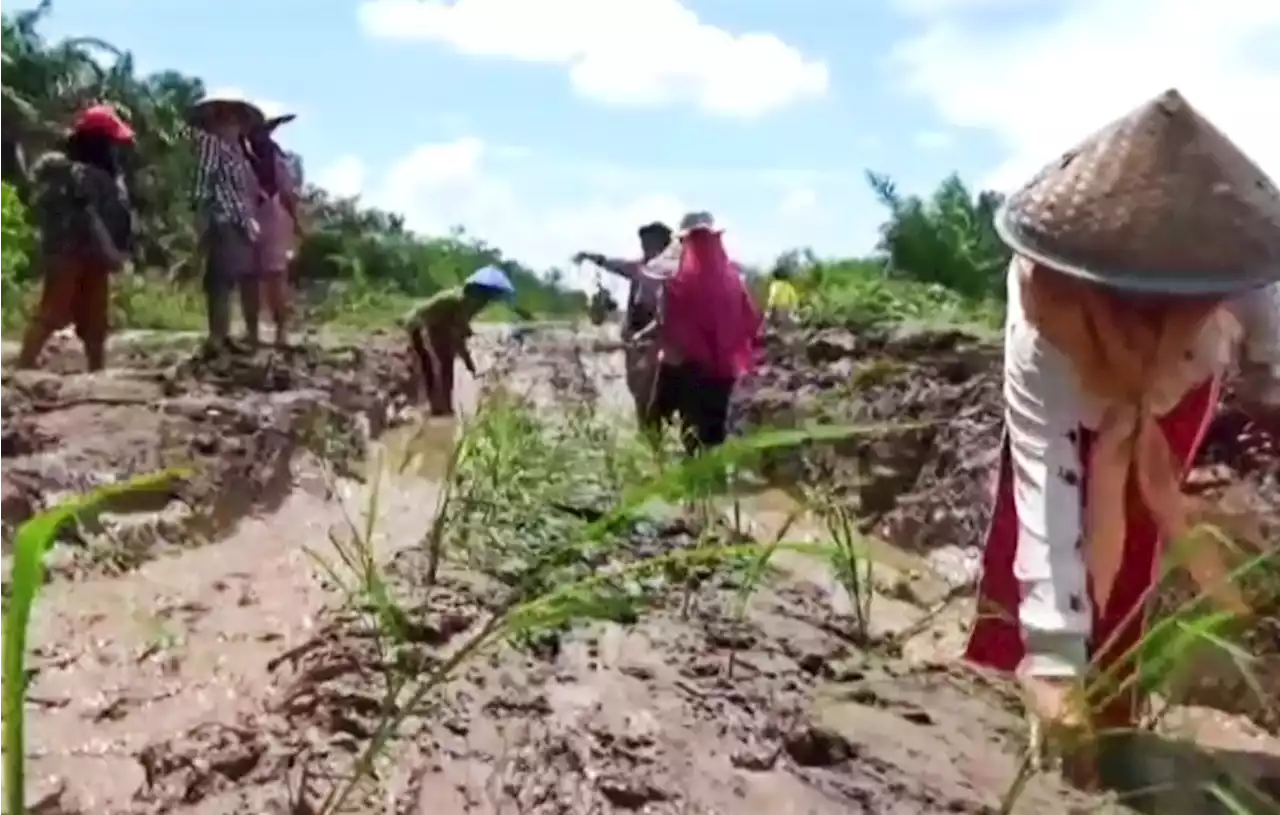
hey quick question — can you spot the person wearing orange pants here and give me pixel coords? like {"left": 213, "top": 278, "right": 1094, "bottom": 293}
{"left": 17, "top": 104, "right": 136, "bottom": 372}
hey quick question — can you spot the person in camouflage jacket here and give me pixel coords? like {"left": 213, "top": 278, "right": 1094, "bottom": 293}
{"left": 17, "top": 104, "right": 136, "bottom": 372}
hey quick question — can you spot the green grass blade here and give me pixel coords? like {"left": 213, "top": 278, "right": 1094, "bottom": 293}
{"left": 3, "top": 469, "right": 187, "bottom": 815}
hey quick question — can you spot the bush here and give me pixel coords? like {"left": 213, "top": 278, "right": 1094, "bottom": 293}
{"left": 2, "top": 182, "right": 34, "bottom": 331}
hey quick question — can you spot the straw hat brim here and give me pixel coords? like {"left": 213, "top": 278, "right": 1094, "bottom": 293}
{"left": 188, "top": 98, "right": 267, "bottom": 132}
{"left": 262, "top": 113, "right": 297, "bottom": 132}
{"left": 995, "top": 206, "right": 1276, "bottom": 296}
{"left": 997, "top": 204, "right": 1278, "bottom": 296}
{"left": 998, "top": 89, "right": 1280, "bottom": 297}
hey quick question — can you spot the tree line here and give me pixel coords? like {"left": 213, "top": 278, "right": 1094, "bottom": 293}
{"left": 1, "top": 0, "right": 1010, "bottom": 329}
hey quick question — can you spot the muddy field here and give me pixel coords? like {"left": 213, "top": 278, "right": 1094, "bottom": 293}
{"left": 736, "top": 323, "right": 1280, "bottom": 731}
{"left": 3, "top": 325, "right": 1278, "bottom": 815}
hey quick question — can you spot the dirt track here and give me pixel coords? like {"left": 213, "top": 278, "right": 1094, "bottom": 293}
{"left": 3, "top": 325, "right": 1278, "bottom": 814}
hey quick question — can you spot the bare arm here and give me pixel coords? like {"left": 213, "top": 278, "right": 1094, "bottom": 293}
{"left": 458, "top": 337, "right": 478, "bottom": 375}
{"left": 576, "top": 252, "right": 637, "bottom": 280}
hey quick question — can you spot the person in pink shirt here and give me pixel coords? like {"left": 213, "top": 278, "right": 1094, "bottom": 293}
{"left": 244, "top": 114, "right": 303, "bottom": 348}
{"left": 647, "top": 211, "right": 762, "bottom": 455}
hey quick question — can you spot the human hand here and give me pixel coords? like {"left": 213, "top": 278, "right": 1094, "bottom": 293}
{"left": 1020, "top": 675, "right": 1098, "bottom": 790}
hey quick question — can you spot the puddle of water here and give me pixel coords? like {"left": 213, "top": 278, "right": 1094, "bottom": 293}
{"left": 726, "top": 486, "right": 933, "bottom": 577}
{"left": 374, "top": 414, "right": 460, "bottom": 482}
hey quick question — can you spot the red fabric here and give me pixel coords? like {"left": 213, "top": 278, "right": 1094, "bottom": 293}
{"left": 73, "top": 104, "right": 135, "bottom": 143}
{"left": 965, "top": 378, "right": 1218, "bottom": 724}
{"left": 660, "top": 230, "right": 761, "bottom": 380}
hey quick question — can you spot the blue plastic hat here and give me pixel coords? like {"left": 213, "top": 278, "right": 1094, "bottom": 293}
{"left": 464, "top": 265, "right": 516, "bottom": 298}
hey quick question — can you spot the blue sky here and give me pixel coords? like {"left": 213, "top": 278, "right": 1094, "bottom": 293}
{"left": 35, "top": 0, "right": 1280, "bottom": 290}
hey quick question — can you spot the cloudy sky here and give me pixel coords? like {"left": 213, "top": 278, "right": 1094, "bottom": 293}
{"left": 37, "top": 0, "right": 1280, "bottom": 289}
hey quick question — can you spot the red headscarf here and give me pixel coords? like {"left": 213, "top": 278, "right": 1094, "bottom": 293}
{"left": 660, "top": 228, "right": 761, "bottom": 380}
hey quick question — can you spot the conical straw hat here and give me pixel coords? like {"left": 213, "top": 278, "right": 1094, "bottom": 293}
{"left": 996, "top": 89, "right": 1280, "bottom": 295}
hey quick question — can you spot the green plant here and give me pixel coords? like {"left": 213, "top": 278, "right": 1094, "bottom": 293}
{"left": 2, "top": 469, "right": 187, "bottom": 815}
{"left": 995, "top": 536, "right": 1277, "bottom": 815}
{"left": 1, "top": 181, "right": 34, "bottom": 331}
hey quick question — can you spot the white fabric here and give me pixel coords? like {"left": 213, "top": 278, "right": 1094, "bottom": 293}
{"left": 1003, "top": 267, "right": 1280, "bottom": 678}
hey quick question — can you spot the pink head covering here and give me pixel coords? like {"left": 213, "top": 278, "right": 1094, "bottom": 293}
{"left": 660, "top": 212, "right": 761, "bottom": 380}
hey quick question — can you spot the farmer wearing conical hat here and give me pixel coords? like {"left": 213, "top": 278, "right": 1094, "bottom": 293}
{"left": 244, "top": 113, "right": 303, "bottom": 348}
{"left": 965, "top": 89, "right": 1280, "bottom": 784}
{"left": 188, "top": 92, "right": 266, "bottom": 353}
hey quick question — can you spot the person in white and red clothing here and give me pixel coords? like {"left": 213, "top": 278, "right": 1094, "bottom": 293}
{"left": 964, "top": 88, "right": 1280, "bottom": 785}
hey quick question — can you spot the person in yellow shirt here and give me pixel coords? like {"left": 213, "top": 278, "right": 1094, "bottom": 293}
{"left": 765, "top": 265, "right": 800, "bottom": 325}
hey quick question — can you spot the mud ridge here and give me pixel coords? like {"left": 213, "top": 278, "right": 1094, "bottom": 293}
{"left": 2, "top": 336, "right": 418, "bottom": 582}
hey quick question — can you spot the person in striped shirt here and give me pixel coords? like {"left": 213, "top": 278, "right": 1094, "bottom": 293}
{"left": 189, "top": 93, "right": 264, "bottom": 353}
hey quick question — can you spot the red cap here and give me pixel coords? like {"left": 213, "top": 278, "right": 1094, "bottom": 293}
{"left": 72, "top": 104, "right": 135, "bottom": 143}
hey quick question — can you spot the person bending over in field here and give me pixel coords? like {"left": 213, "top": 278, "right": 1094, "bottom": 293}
{"left": 402, "top": 266, "right": 517, "bottom": 416}
{"left": 964, "top": 89, "right": 1280, "bottom": 789}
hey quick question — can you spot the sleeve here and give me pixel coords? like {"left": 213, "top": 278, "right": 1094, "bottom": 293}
{"left": 28, "top": 159, "right": 67, "bottom": 234}
{"left": 1003, "top": 266, "right": 1092, "bottom": 678}
{"left": 598, "top": 257, "right": 640, "bottom": 278}
{"left": 1230, "top": 282, "right": 1280, "bottom": 408}
{"left": 220, "top": 154, "right": 256, "bottom": 234}
{"left": 62, "top": 165, "right": 119, "bottom": 261}
{"left": 191, "top": 131, "right": 217, "bottom": 212}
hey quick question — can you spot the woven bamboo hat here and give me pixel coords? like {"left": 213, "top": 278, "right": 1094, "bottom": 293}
{"left": 996, "top": 89, "right": 1280, "bottom": 295}
{"left": 188, "top": 92, "right": 266, "bottom": 133}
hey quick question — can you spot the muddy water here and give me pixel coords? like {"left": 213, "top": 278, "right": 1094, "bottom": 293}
{"left": 22, "top": 447, "right": 453, "bottom": 810}
{"left": 17, "top": 337, "right": 497, "bottom": 811}
{"left": 17, "top": 332, "right": 1280, "bottom": 813}
{"left": 377, "top": 415, "right": 461, "bottom": 482}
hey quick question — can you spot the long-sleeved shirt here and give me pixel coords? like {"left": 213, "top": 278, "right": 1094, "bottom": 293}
{"left": 191, "top": 130, "right": 257, "bottom": 235}
{"left": 29, "top": 150, "right": 133, "bottom": 264}
{"left": 597, "top": 243, "right": 682, "bottom": 338}
{"left": 1004, "top": 269, "right": 1280, "bottom": 677}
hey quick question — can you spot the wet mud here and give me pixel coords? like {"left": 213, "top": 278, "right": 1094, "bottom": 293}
{"left": 2, "top": 333, "right": 418, "bottom": 580}
{"left": 6, "top": 323, "right": 1278, "bottom": 814}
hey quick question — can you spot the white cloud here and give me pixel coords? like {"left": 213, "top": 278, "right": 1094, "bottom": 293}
{"left": 315, "top": 155, "right": 367, "bottom": 199}
{"left": 912, "top": 130, "right": 952, "bottom": 150}
{"left": 892, "top": 0, "right": 1280, "bottom": 190}
{"left": 892, "top": 0, "right": 1044, "bottom": 15}
{"left": 777, "top": 187, "right": 819, "bottom": 219}
{"left": 312, "top": 137, "right": 856, "bottom": 295}
{"left": 316, "top": 138, "right": 689, "bottom": 296}
{"left": 356, "top": 0, "right": 829, "bottom": 117}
